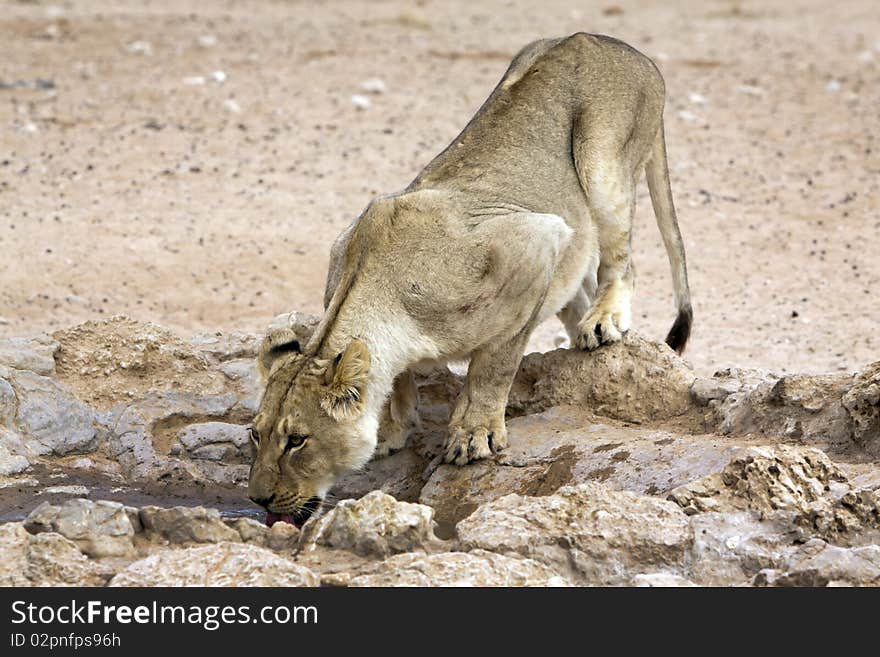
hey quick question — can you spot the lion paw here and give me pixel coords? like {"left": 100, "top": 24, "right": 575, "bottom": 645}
{"left": 374, "top": 433, "right": 407, "bottom": 460}
{"left": 575, "top": 288, "right": 632, "bottom": 351}
{"left": 443, "top": 423, "right": 508, "bottom": 466}
{"left": 576, "top": 312, "right": 624, "bottom": 350}
{"left": 373, "top": 418, "right": 417, "bottom": 460}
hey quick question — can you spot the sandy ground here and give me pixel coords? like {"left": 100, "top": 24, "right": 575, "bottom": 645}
{"left": 1, "top": 0, "right": 878, "bottom": 376}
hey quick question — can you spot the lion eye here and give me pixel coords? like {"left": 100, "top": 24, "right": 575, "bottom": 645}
{"left": 285, "top": 434, "right": 308, "bottom": 452}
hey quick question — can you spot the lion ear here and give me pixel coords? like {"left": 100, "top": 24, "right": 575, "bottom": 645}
{"left": 321, "top": 340, "right": 370, "bottom": 421}
{"left": 257, "top": 328, "right": 302, "bottom": 380}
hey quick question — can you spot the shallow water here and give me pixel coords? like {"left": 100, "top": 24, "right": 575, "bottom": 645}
{"left": 0, "top": 464, "right": 261, "bottom": 523}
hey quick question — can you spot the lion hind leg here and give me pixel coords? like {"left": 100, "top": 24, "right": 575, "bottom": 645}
{"left": 374, "top": 369, "right": 420, "bottom": 459}
{"left": 573, "top": 156, "right": 638, "bottom": 350}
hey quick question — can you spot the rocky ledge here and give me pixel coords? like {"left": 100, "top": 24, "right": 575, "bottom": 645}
{"left": 1, "top": 314, "right": 878, "bottom": 586}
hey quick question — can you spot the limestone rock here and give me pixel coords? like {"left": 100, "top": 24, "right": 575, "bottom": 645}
{"left": 704, "top": 362, "right": 880, "bottom": 458}
{"left": 691, "top": 375, "right": 742, "bottom": 406}
{"left": 712, "top": 373, "right": 853, "bottom": 450}
{"left": 173, "top": 421, "right": 249, "bottom": 462}
{"left": 0, "top": 334, "right": 58, "bottom": 375}
{"left": 223, "top": 515, "right": 302, "bottom": 550}
{"left": 301, "top": 491, "right": 440, "bottom": 558}
{"left": 226, "top": 516, "right": 270, "bottom": 545}
{"left": 669, "top": 445, "right": 880, "bottom": 546}
{"left": 796, "top": 486, "right": 880, "bottom": 544}
{"left": 183, "top": 461, "right": 250, "bottom": 486}
{"left": 421, "top": 406, "right": 738, "bottom": 529}
{"left": 349, "top": 550, "right": 571, "bottom": 587}
{"left": 24, "top": 498, "right": 136, "bottom": 557}
{"left": 0, "top": 429, "right": 30, "bottom": 475}
{"left": 0, "top": 522, "right": 103, "bottom": 586}
{"left": 110, "top": 542, "right": 319, "bottom": 586}
{"left": 631, "top": 573, "right": 698, "bottom": 587}
{"left": 687, "top": 512, "right": 798, "bottom": 585}
{"left": 217, "top": 358, "right": 258, "bottom": 381}
{"left": 139, "top": 505, "right": 241, "bottom": 544}
{"left": 188, "top": 331, "right": 260, "bottom": 362}
{"left": 456, "top": 483, "right": 692, "bottom": 585}
{"left": 124, "top": 506, "right": 142, "bottom": 533}
{"left": 753, "top": 540, "right": 880, "bottom": 587}
{"left": 668, "top": 445, "right": 846, "bottom": 517}
{"left": 9, "top": 370, "right": 97, "bottom": 455}
{"left": 842, "top": 361, "right": 880, "bottom": 455}
{"left": 216, "top": 359, "right": 261, "bottom": 412}
{"left": 266, "top": 521, "right": 300, "bottom": 551}
{"left": 1, "top": 375, "right": 18, "bottom": 425}
{"left": 508, "top": 332, "right": 695, "bottom": 423}
{"left": 105, "top": 391, "right": 238, "bottom": 477}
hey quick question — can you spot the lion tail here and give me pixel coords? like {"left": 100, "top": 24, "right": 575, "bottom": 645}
{"left": 645, "top": 116, "right": 692, "bottom": 354}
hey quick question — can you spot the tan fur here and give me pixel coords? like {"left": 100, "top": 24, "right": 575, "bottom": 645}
{"left": 248, "top": 33, "right": 692, "bottom": 521}
{"left": 321, "top": 340, "right": 370, "bottom": 420}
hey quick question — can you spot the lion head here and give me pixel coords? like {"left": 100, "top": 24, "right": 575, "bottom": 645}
{"left": 247, "top": 327, "right": 375, "bottom": 527}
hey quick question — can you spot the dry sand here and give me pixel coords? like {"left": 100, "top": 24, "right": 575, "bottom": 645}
{"left": 1, "top": 0, "right": 878, "bottom": 375}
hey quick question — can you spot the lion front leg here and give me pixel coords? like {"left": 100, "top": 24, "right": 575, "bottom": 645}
{"left": 374, "top": 370, "right": 420, "bottom": 459}
{"left": 443, "top": 332, "right": 531, "bottom": 466}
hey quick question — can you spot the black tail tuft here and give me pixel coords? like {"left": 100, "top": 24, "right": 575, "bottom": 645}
{"left": 665, "top": 305, "right": 692, "bottom": 355}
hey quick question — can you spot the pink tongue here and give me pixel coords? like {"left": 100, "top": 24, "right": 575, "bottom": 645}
{"left": 265, "top": 512, "right": 297, "bottom": 528}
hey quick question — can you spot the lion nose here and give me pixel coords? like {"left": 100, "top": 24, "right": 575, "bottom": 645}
{"left": 249, "top": 493, "right": 275, "bottom": 509}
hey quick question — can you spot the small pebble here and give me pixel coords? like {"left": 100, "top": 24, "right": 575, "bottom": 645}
{"left": 736, "top": 84, "right": 765, "bottom": 97}
{"left": 825, "top": 79, "right": 841, "bottom": 93}
{"left": 359, "top": 78, "right": 387, "bottom": 94}
{"left": 351, "top": 94, "right": 371, "bottom": 110}
{"left": 126, "top": 40, "right": 153, "bottom": 56}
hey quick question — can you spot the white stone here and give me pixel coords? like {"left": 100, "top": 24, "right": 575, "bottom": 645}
{"left": 0, "top": 522, "right": 103, "bottom": 586}
{"left": 302, "top": 490, "right": 439, "bottom": 558}
{"left": 350, "top": 550, "right": 571, "bottom": 587}
{"left": 359, "top": 78, "right": 387, "bottom": 94}
{"left": 110, "top": 543, "right": 319, "bottom": 586}
{"left": 351, "top": 94, "right": 371, "bottom": 110}
{"left": 125, "top": 41, "right": 153, "bottom": 56}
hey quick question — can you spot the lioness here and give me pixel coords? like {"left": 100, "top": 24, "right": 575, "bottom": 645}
{"left": 249, "top": 33, "right": 691, "bottom": 526}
